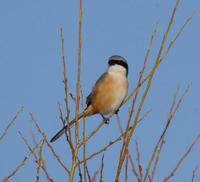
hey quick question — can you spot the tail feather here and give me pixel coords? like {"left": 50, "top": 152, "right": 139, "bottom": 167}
{"left": 50, "top": 111, "right": 85, "bottom": 143}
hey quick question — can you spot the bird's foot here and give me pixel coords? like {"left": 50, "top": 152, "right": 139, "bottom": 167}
{"left": 100, "top": 114, "right": 110, "bottom": 124}
{"left": 115, "top": 109, "right": 119, "bottom": 114}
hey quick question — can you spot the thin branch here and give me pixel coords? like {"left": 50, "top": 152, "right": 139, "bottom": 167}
{"left": 124, "top": 5, "right": 194, "bottom": 109}
{"left": 80, "top": 86, "right": 87, "bottom": 182}
{"left": 144, "top": 84, "right": 191, "bottom": 181}
{"left": 58, "top": 102, "right": 74, "bottom": 153}
{"left": 191, "top": 166, "right": 198, "bottom": 182}
{"left": 135, "top": 140, "right": 143, "bottom": 181}
{"left": 30, "top": 113, "right": 70, "bottom": 175}
{"left": 78, "top": 117, "right": 109, "bottom": 148}
{"left": 36, "top": 139, "right": 45, "bottom": 182}
{"left": 60, "top": 28, "right": 73, "bottom": 148}
{"left": 115, "top": 1, "right": 185, "bottom": 180}
{"left": 127, "top": 21, "right": 159, "bottom": 128}
{"left": 3, "top": 139, "right": 42, "bottom": 181}
{"left": 57, "top": 102, "right": 65, "bottom": 128}
{"left": 0, "top": 106, "right": 23, "bottom": 142}
{"left": 125, "top": 154, "right": 129, "bottom": 182}
{"left": 148, "top": 175, "right": 152, "bottom": 182}
{"left": 60, "top": 28, "right": 70, "bottom": 120}
{"left": 164, "top": 133, "right": 200, "bottom": 181}
{"left": 91, "top": 166, "right": 100, "bottom": 182}
{"left": 76, "top": 126, "right": 132, "bottom": 167}
{"left": 74, "top": 0, "right": 83, "bottom": 145}
{"left": 116, "top": 114, "right": 139, "bottom": 179}
{"left": 30, "top": 127, "right": 38, "bottom": 147}
{"left": 100, "top": 154, "right": 104, "bottom": 182}
{"left": 160, "top": 13, "right": 194, "bottom": 62}
{"left": 18, "top": 131, "right": 53, "bottom": 181}
{"left": 123, "top": 25, "right": 158, "bottom": 169}
{"left": 81, "top": 153, "right": 106, "bottom": 182}
{"left": 70, "top": 0, "right": 83, "bottom": 180}
{"left": 138, "top": 109, "right": 152, "bottom": 123}
{"left": 86, "top": 166, "right": 91, "bottom": 182}
{"left": 150, "top": 87, "right": 179, "bottom": 181}
{"left": 78, "top": 159, "right": 83, "bottom": 182}
{"left": 150, "top": 139, "right": 165, "bottom": 181}
{"left": 69, "top": 92, "right": 76, "bottom": 104}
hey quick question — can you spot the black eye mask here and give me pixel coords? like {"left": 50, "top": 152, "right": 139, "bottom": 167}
{"left": 108, "top": 59, "right": 128, "bottom": 76}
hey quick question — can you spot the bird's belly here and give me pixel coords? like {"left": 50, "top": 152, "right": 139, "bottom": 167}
{"left": 109, "top": 87, "right": 127, "bottom": 112}
{"left": 94, "top": 75, "right": 128, "bottom": 115}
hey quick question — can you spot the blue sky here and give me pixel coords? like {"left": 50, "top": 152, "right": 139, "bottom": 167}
{"left": 0, "top": 0, "right": 200, "bottom": 181}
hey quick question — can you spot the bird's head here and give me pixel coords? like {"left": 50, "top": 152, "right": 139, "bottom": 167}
{"left": 108, "top": 55, "right": 128, "bottom": 77}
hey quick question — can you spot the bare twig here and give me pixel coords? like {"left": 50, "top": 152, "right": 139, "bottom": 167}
{"left": 115, "top": 1, "right": 192, "bottom": 180}
{"left": 58, "top": 102, "right": 74, "bottom": 153}
{"left": 135, "top": 140, "right": 143, "bottom": 181}
{"left": 127, "top": 21, "right": 158, "bottom": 128}
{"left": 150, "top": 139, "right": 165, "bottom": 181}
{"left": 191, "top": 166, "right": 198, "bottom": 182}
{"left": 164, "top": 133, "right": 200, "bottom": 181}
{"left": 91, "top": 167, "right": 100, "bottom": 182}
{"left": 144, "top": 84, "right": 191, "bottom": 181}
{"left": 76, "top": 126, "right": 132, "bottom": 167}
{"left": 69, "top": 92, "right": 76, "bottom": 103}
{"left": 78, "top": 159, "right": 83, "bottom": 182}
{"left": 74, "top": 0, "right": 83, "bottom": 145}
{"left": 78, "top": 117, "right": 109, "bottom": 148}
{"left": 30, "top": 113, "right": 70, "bottom": 175}
{"left": 150, "top": 89, "right": 180, "bottom": 181}
{"left": 60, "top": 28, "right": 70, "bottom": 119}
{"left": 124, "top": 5, "right": 193, "bottom": 108}
{"left": 125, "top": 154, "right": 129, "bottom": 182}
{"left": 148, "top": 175, "right": 152, "bottom": 182}
{"left": 80, "top": 86, "right": 87, "bottom": 182}
{"left": 149, "top": 87, "right": 180, "bottom": 181}
{"left": 36, "top": 139, "right": 45, "bottom": 182}
{"left": 58, "top": 102, "right": 65, "bottom": 126}
{"left": 3, "top": 139, "right": 42, "bottom": 181}
{"left": 18, "top": 131, "right": 53, "bottom": 181}
{"left": 30, "top": 128, "right": 38, "bottom": 147}
{"left": 123, "top": 26, "right": 158, "bottom": 173}
{"left": 138, "top": 109, "right": 152, "bottom": 124}
{"left": 160, "top": 12, "right": 194, "bottom": 62}
{"left": 115, "top": 114, "right": 139, "bottom": 179}
{"left": 100, "top": 154, "right": 104, "bottom": 182}
{"left": 0, "top": 106, "right": 23, "bottom": 142}
{"left": 86, "top": 166, "right": 91, "bottom": 182}
{"left": 60, "top": 28, "right": 73, "bottom": 148}
{"left": 69, "top": 0, "right": 83, "bottom": 180}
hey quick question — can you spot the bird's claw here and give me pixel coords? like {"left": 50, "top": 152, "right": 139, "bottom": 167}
{"left": 115, "top": 109, "right": 119, "bottom": 114}
{"left": 100, "top": 114, "right": 110, "bottom": 124}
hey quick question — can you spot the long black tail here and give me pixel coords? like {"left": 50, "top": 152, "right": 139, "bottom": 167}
{"left": 50, "top": 112, "right": 84, "bottom": 143}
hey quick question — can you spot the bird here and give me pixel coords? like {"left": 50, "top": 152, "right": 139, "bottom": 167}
{"left": 50, "top": 55, "right": 129, "bottom": 143}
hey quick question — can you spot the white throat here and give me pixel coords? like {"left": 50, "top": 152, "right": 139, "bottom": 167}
{"left": 108, "top": 64, "right": 127, "bottom": 77}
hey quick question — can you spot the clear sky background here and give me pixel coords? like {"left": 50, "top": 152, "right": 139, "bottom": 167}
{"left": 0, "top": 0, "right": 200, "bottom": 181}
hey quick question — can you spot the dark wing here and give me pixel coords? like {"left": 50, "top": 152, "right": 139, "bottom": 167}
{"left": 86, "top": 72, "right": 107, "bottom": 107}
{"left": 86, "top": 94, "right": 92, "bottom": 107}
